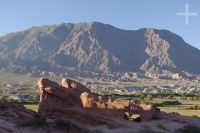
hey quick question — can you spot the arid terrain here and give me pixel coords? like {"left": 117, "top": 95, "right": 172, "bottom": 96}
{"left": 0, "top": 22, "right": 200, "bottom": 132}
{"left": 0, "top": 76, "right": 199, "bottom": 133}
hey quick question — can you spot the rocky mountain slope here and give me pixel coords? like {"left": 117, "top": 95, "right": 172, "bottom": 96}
{"left": 0, "top": 22, "right": 200, "bottom": 74}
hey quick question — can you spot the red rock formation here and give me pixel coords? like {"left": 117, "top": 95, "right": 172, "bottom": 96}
{"left": 61, "top": 78, "right": 90, "bottom": 92}
{"left": 38, "top": 77, "right": 160, "bottom": 123}
{"left": 0, "top": 102, "right": 37, "bottom": 124}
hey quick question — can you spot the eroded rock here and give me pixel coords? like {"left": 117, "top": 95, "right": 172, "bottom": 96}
{"left": 38, "top": 77, "right": 160, "bottom": 123}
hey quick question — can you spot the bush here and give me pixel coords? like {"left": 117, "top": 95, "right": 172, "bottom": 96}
{"left": 146, "top": 94, "right": 153, "bottom": 100}
{"left": 153, "top": 102, "right": 164, "bottom": 107}
{"left": 186, "top": 105, "right": 200, "bottom": 110}
{"left": 153, "top": 100, "right": 181, "bottom": 107}
{"left": 6, "top": 98, "right": 38, "bottom": 104}
{"left": 161, "top": 100, "right": 181, "bottom": 105}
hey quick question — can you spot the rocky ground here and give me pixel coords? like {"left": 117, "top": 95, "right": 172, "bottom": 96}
{"left": 0, "top": 77, "right": 200, "bottom": 133}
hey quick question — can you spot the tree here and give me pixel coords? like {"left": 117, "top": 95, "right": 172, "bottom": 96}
{"left": 146, "top": 94, "right": 153, "bottom": 100}
{"left": 139, "top": 93, "right": 146, "bottom": 99}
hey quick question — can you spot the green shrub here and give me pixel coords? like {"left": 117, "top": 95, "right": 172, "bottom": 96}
{"left": 162, "top": 100, "right": 181, "bottom": 105}
{"left": 186, "top": 105, "right": 200, "bottom": 110}
{"left": 146, "top": 94, "right": 153, "bottom": 100}
{"left": 153, "top": 102, "right": 164, "bottom": 107}
{"left": 153, "top": 100, "right": 181, "bottom": 107}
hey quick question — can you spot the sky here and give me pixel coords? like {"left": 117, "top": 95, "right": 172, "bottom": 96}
{"left": 0, "top": 0, "right": 200, "bottom": 49}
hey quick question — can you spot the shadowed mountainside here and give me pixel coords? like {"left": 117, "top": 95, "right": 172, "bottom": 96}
{"left": 0, "top": 22, "right": 200, "bottom": 74}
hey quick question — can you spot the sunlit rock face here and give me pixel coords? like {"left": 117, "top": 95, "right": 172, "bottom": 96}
{"left": 37, "top": 77, "right": 160, "bottom": 123}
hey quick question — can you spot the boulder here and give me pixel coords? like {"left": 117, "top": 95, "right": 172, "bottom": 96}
{"left": 125, "top": 102, "right": 160, "bottom": 121}
{"left": 61, "top": 78, "right": 91, "bottom": 93}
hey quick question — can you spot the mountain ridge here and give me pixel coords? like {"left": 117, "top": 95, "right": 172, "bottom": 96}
{"left": 0, "top": 22, "right": 200, "bottom": 74}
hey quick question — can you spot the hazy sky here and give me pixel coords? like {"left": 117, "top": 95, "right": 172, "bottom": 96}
{"left": 0, "top": 0, "right": 199, "bottom": 49}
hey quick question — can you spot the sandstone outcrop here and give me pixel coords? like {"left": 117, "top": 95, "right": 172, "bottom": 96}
{"left": 38, "top": 77, "right": 160, "bottom": 123}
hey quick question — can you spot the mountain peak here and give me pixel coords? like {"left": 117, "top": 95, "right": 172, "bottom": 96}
{"left": 0, "top": 22, "right": 200, "bottom": 74}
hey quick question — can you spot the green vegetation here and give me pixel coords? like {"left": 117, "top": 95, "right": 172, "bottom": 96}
{"left": 105, "top": 93, "right": 200, "bottom": 102}
{"left": 104, "top": 92, "right": 200, "bottom": 117}
{"left": 0, "top": 70, "right": 199, "bottom": 119}
{"left": 7, "top": 99, "right": 38, "bottom": 104}
{"left": 161, "top": 100, "right": 181, "bottom": 105}
{"left": 186, "top": 105, "right": 200, "bottom": 110}
{"left": 153, "top": 100, "right": 181, "bottom": 107}
{"left": 22, "top": 92, "right": 200, "bottom": 117}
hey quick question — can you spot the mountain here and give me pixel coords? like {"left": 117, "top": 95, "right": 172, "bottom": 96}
{"left": 0, "top": 22, "right": 200, "bottom": 74}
